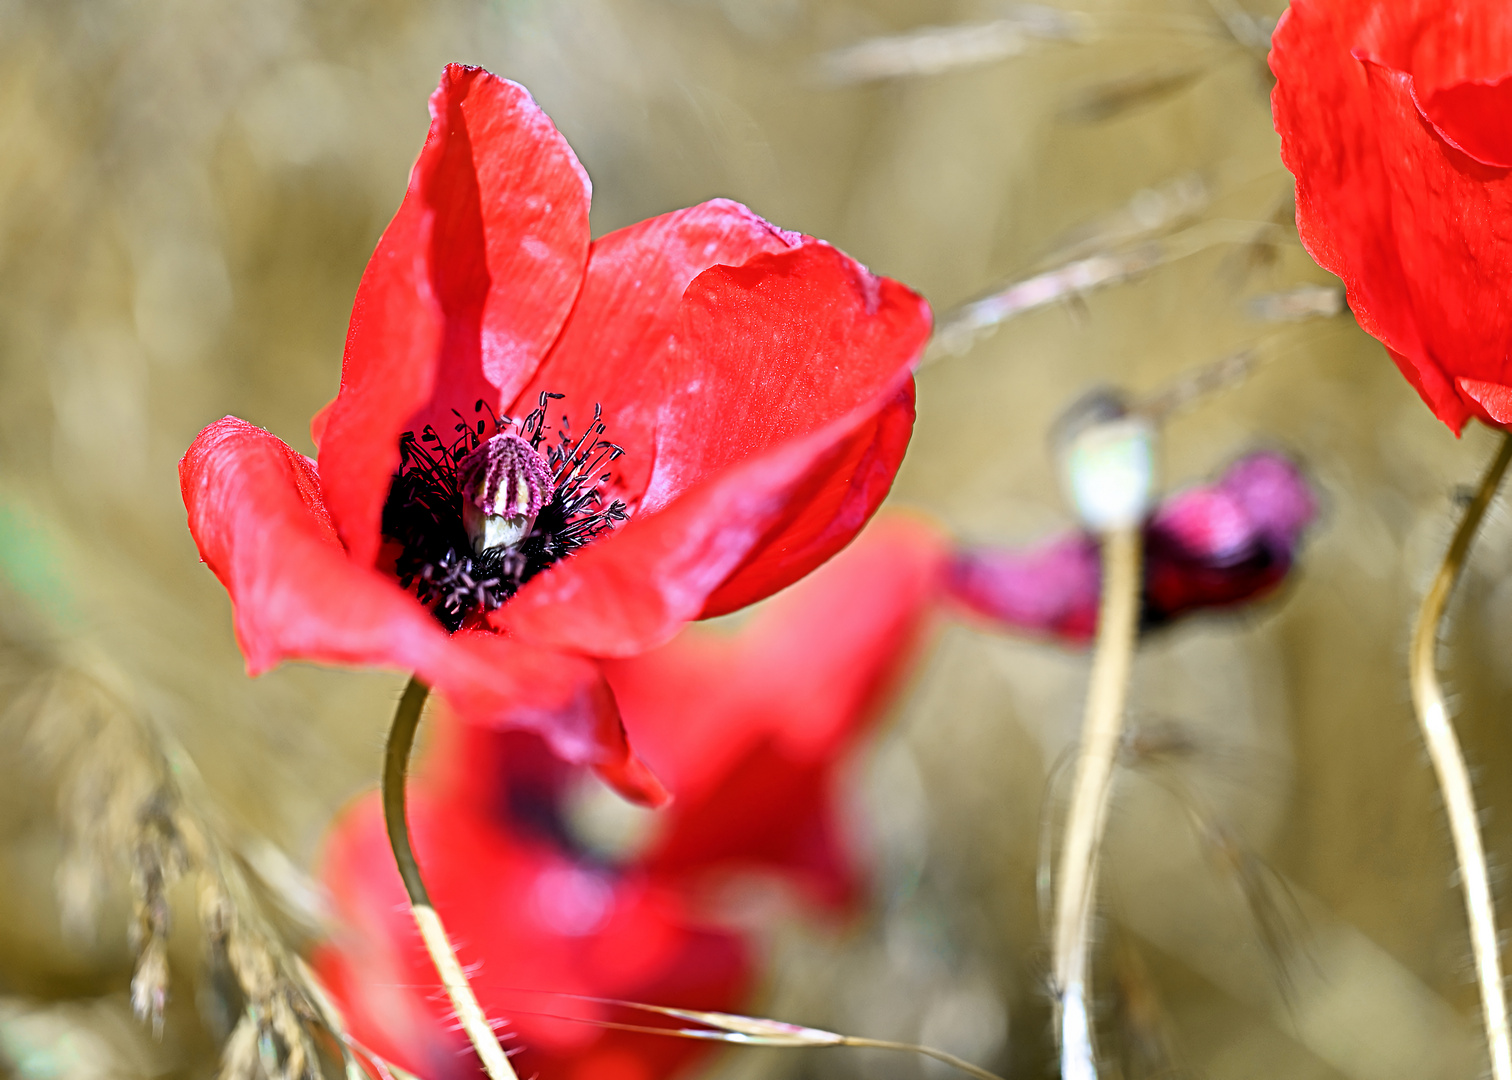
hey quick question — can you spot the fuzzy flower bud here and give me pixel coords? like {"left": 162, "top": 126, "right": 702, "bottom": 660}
{"left": 458, "top": 433, "right": 554, "bottom": 553}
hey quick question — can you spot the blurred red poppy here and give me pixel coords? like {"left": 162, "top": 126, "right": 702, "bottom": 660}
{"left": 947, "top": 452, "right": 1317, "bottom": 644}
{"left": 179, "top": 65, "right": 929, "bottom": 801}
{"left": 314, "top": 516, "right": 946, "bottom": 1080}
{"left": 1270, "top": 0, "right": 1512, "bottom": 431}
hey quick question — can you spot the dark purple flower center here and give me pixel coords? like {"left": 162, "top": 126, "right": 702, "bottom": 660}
{"left": 381, "top": 392, "right": 630, "bottom": 631}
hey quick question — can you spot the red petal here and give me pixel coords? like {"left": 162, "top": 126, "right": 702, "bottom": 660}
{"left": 183, "top": 416, "right": 436, "bottom": 675}
{"left": 1353, "top": 0, "right": 1512, "bottom": 168}
{"left": 513, "top": 200, "right": 801, "bottom": 505}
{"left": 317, "top": 65, "right": 591, "bottom": 566}
{"left": 699, "top": 380, "right": 916, "bottom": 618}
{"left": 497, "top": 242, "right": 930, "bottom": 655}
{"left": 1459, "top": 377, "right": 1512, "bottom": 425}
{"left": 602, "top": 515, "right": 946, "bottom": 908}
{"left": 1271, "top": 0, "right": 1512, "bottom": 432}
{"left": 1418, "top": 77, "right": 1512, "bottom": 169}
{"left": 180, "top": 417, "right": 658, "bottom": 800}
{"left": 643, "top": 243, "right": 928, "bottom": 512}
{"left": 495, "top": 381, "right": 908, "bottom": 656}
{"left": 315, "top": 790, "right": 750, "bottom": 1080}
{"left": 442, "top": 632, "right": 668, "bottom": 806}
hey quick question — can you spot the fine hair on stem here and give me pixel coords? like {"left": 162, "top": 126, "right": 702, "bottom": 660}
{"left": 383, "top": 676, "right": 520, "bottom": 1080}
{"left": 1408, "top": 431, "right": 1512, "bottom": 1080}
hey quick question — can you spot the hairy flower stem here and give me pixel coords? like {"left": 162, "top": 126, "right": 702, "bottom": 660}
{"left": 1410, "top": 431, "right": 1512, "bottom": 1080}
{"left": 384, "top": 676, "right": 519, "bottom": 1080}
{"left": 1051, "top": 526, "right": 1142, "bottom": 1080}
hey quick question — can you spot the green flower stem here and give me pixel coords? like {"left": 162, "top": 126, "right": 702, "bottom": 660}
{"left": 383, "top": 676, "right": 519, "bottom": 1080}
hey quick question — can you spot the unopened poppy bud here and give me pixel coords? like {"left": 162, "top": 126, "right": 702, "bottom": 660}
{"left": 458, "top": 433, "right": 554, "bottom": 553}
{"left": 1055, "top": 392, "right": 1157, "bottom": 532}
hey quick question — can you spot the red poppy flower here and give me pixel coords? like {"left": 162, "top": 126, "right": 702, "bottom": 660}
{"left": 179, "top": 65, "right": 929, "bottom": 800}
{"left": 313, "top": 517, "right": 946, "bottom": 1080}
{"left": 947, "top": 452, "right": 1317, "bottom": 644}
{"left": 1270, "top": 0, "right": 1512, "bottom": 432}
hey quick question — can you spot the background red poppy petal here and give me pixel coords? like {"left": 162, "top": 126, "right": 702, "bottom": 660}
{"left": 315, "top": 790, "right": 750, "bottom": 1080}
{"left": 317, "top": 64, "right": 591, "bottom": 566}
{"left": 180, "top": 417, "right": 656, "bottom": 799}
{"left": 514, "top": 199, "right": 801, "bottom": 505}
{"left": 605, "top": 515, "right": 945, "bottom": 908}
{"left": 1272, "top": 0, "right": 1512, "bottom": 432}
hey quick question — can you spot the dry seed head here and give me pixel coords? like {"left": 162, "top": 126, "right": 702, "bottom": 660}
{"left": 216, "top": 1016, "right": 260, "bottom": 1080}
{"left": 229, "top": 927, "right": 279, "bottom": 1003}
{"left": 272, "top": 992, "right": 316, "bottom": 1080}
{"left": 200, "top": 879, "right": 233, "bottom": 944}
{"left": 14, "top": 652, "right": 339, "bottom": 1077}
{"left": 130, "top": 937, "right": 169, "bottom": 1036}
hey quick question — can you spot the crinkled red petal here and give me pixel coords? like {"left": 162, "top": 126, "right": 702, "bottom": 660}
{"left": 1353, "top": 0, "right": 1512, "bottom": 167}
{"left": 699, "top": 380, "right": 916, "bottom": 618}
{"left": 513, "top": 199, "right": 801, "bottom": 505}
{"left": 180, "top": 417, "right": 662, "bottom": 802}
{"left": 317, "top": 64, "right": 591, "bottom": 565}
{"left": 1271, "top": 0, "right": 1512, "bottom": 432}
{"left": 642, "top": 242, "right": 929, "bottom": 513}
{"left": 1458, "top": 378, "right": 1512, "bottom": 426}
{"left": 495, "top": 242, "right": 929, "bottom": 655}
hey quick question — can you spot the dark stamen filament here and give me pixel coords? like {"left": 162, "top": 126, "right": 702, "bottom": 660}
{"left": 381, "top": 393, "right": 630, "bottom": 631}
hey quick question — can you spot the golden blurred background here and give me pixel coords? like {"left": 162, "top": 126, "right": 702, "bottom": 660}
{"left": 1, "top": 1, "right": 1509, "bottom": 1078}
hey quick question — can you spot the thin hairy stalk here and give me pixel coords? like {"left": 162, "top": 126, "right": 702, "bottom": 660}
{"left": 1050, "top": 527, "right": 1142, "bottom": 1080}
{"left": 383, "top": 677, "right": 519, "bottom": 1080}
{"left": 840, "top": 1037, "right": 1003, "bottom": 1080}
{"left": 466, "top": 996, "right": 1004, "bottom": 1080}
{"left": 927, "top": 218, "right": 1295, "bottom": 359}
{"left": 1409, "top": 431, "right": 1512, "bottom": 1080}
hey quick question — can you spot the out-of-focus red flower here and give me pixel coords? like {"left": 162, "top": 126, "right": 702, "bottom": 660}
{"left": 1270, "top": 0, "right": 1512, "bottom": 432}
{"left": 607, "top": 513, "right": 946, "bottom": 910}
{"left": 314, "top": 517, "right": 946, "bottom": 1080}
{"left": 947, "top": 452, "right": 1317, "bottom": 644}
{"left": 179, "top": 65, "right": 929, "bottom": 803}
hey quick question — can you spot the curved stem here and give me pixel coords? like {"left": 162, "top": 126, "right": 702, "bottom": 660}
{"left": 384, "top": 676, "right": 519, "bottom": 1080}
{"left": 1050, "top": 526, "right": 1143, "bottom": 1080}
{"left": 1409, "top": 432, "right": 1512, "bottom": 1080}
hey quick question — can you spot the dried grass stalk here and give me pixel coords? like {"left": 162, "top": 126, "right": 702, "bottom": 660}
{"left": 13, "top": 646, "right": 349, "bottom": 1080}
